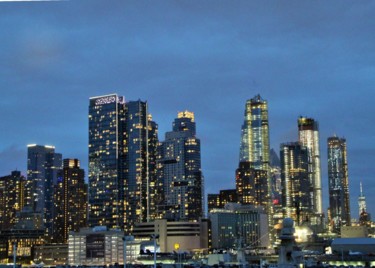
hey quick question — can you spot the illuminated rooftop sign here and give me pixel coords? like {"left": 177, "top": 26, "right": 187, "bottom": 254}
{"left": 94, "top": 95, "right": 125, "bottom": 105}
{"left": 95, "top": 96, "right": 116, "bottom": 105}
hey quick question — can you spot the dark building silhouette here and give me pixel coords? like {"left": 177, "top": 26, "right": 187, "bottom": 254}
{"left": 54, "top": 159, "right": 87, "bottom": 243}
{"left": 327, "top": 136, "right": 351, "bottom": 232}
{"left": 156, "top": 111, "right": 203, "bottom": 221}
{"left": 27, "top": 144, "right": 62, "bottom": 241}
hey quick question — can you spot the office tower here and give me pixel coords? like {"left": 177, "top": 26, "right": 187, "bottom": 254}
{"left": 157, "top": 111, "right": 203, "bottom": 221}
{"left": 207, "top": 194, "right": 221, "bottom": 212}
{"left": 27, "top": 144, "right": 62, "bottom": 240}
{"left": 239, "top": 95, "right": 270, "bottom": 170}
{"left": 209, "top": 203, "right": 269, "bottom": 249}
{"left": 88, "top": 94, "right": 126, "bottom": 229}
{"left": 236, "top": 162, "right": 268, "bottom": 207}
{"left": 327, "top": 136, "right": 351, "bottom": 232}
{"left": 54, "top": 159, "right": 87, "bottom": 243}
{"left": 124, "top": 100, "right": 158, "bottom": 232}
{"left": 280, "top": 143, "right": 313, "bottom": 225}
{"left": 0, "top": 171, "right": 26, "bottom": 230}
{"left": 298, "top": 117, "right": 322, "bottom": 216}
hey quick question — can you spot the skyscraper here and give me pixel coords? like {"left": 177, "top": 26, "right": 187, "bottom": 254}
{"left": 88, "top": 94, "right": 126, "bottom": 229}
{"left": 327, "top": 136, "right": 350, "bottom": 232}
{"left": 0, "top": 171, "right": 26, "bottom": 230}
{"left": 157, "top": 111, "right": 203, "bottom": 221}
{"left": 298, "top": 117, "right": 323, "bottom": 218}
{"left": 280, "top": 142, "right": 312, "bottom": 225}
{"left": 236, "top": 162, "right": 268, "bottom": 207}
{"left": 239, "top": 95, "right": 270, "bottom": 170}
{"left": 27, "top": 144, "right": 62, "bottom": 240}
{"left": 54, "top": 159, "right": 87, "bottom": 243}
{"left": 124, "top": 100, "right": 158, "bottom": 232}
{"left": 358, "top": 182, "right": 366, "bottom": 215}
{"left": 238, "top": 95, "right": 272, "bottom": 236}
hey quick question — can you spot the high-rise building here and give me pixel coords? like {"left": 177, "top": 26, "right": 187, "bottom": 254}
{"left": 358, "top": 182, "right": 371, "bottom": 226}
{"left": 27, "top": 144, "right": 62, "bottom": 240}
{"left": 0, "top": 171, "right": 26, "bottom": 230}
{"left": 54, "top": 159, "right": 87, "bottom": 243}
{"left": 88, "top": 94, "right": 126, "bottom": 229}
{"left": 298, "top": 117, "right": 323, "bottom": 218}
{"left": 236, "top": 162, "right": 268, "bottom": 207}
{"left": 239, "top": 95, "right": 270, "bottom": 170}
{"left": 327, "top": 136, "right": 351, "bottom": 232}
{"left": 124, "top": 100, "right": 158, "bottom": 232}
{"left": 238, "top": 95, "right": 272, "bottom": 239}
{"left": 280, "top": 142, "right": 313, "bottom": 225}
{"left": 157, "top": 111, "right": 203, "bottom": 221}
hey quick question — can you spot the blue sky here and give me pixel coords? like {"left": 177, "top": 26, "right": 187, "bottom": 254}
{"left": 1, "top": 0, "right": 375, "bottom": 219}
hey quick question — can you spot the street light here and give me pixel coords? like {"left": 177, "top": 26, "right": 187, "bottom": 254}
{"left": 151, "top": 234, "right": 159, "bottom": 268}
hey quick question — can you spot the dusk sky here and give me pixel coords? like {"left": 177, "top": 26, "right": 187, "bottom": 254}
{"left": 1, "top": 1, "right": 375, "bottom": 219}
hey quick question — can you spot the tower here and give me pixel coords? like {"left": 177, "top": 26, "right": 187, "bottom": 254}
{"left": 239, "top": 95, "right": 270, "bottom": 170}
{"left": 54, "top": 159, "right": 87, "bottom": 243}
{"left": 124, "top": 100, "right": 158, "bottom": 232}
{"left": 280, "top": 142, "right": 313, "bottom": 225}
{"left": 327, "top": 136, "right": 351, "bottom": 232}
{"left": 88, "top": 94, "right": 126, "bottom": 229}
{"left": 238, "top": 95, "right": 272, "bottom": 237}
{"left": 358, "top": 182, "right": 366, "bottom": 214}
{"left": 157, "top": 111, "right": 203, "bottom": 221}
{"left": 298, "top": 117, "right": 322, "bottom": 221}
{"left": 0, "top": 171, "right": 26, "bottom": 230}
{"left": 27, "top": 144, "right": 62, "bottom": 241}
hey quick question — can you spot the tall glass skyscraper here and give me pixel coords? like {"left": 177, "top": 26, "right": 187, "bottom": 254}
{"left": 298, "top": 117, "right": 322, "bottom": 217}
{"left": 239, "top": 95, "right": 270, "bottom": 170}
{"left": 88, "top": 94, "right": 126, "bottom": 229}
{"left": 124, "top": 100, "right": 158, "bottom": 232}
{"left": 280, "top": 142, "right": 313, "bottom": 225}
{"left": 327, "top": 136, "right": 351, "bottom": 232}
{"left": 27, "top": 144, "right": 62, "bottom": 241}
{"left": 157, "top": 111, "right": 203, "bottom": 221}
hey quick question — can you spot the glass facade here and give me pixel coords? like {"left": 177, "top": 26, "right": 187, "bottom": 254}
{"left": 27, "top": 144, "right": 62, "bottom": 241}
{"left": 157, "top": 111, "right": 203, "bottom": 221}
{"left": 280, "top": 142, "right": 313, "bottom": 225}
{"left": 88, "top": 94, "right": 126, "bottom": 229}
{"left": 124, "top": 100, "right": 158, "bottom": 233}
{"left": 239, "top": 95, "right": 270, "bottom": 170}
{"left": 327, "top": 136, "right": 351, "bottom": 232}
{"left": 298, "top": 117, "right": 322, "bottom": 215}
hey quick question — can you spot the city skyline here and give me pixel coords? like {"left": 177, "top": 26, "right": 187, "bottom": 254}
{"left": 1, "top": 1, "right": 375, "bottom": 219}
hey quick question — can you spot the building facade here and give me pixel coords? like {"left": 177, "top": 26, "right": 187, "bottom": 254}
{"left": 327, "top": 136, "right": 351, "bottom": 232}
{"left": 298, "top": 117, "right": 323, "bottom": 217}
{"left": 27, "top": 144, "right": 62, "bottom": 241}
{"left": 280, "top": 142, "right": 313, "bottom": 225}
{"left": 88, "top": 94, "right": 126, "bottom": 229}
{"left": 236, "top": 162, "right": 268, "bottom": 207}
{"left": 156, "top": 111, "right": 203, "bottom": 221}
{"left": 209, "top": 203, "right": 269, "bottom": 249}
{"left": 0, "top": 171, "right": 25, "bottom": 230}
{"left": 124, "top": 100, "right": 159, "bottom": 233}
{"left": 54, "top": 159, "right": 87, "bottom": 243}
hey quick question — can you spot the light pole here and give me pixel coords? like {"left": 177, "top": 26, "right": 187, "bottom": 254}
{"left": 151, "top": 234, "right": 159, "bottom": 268}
